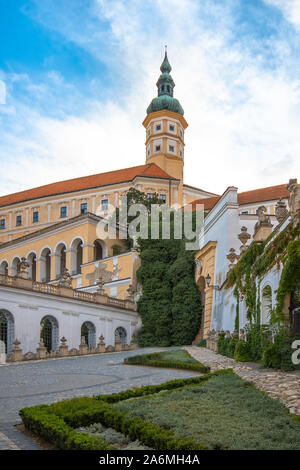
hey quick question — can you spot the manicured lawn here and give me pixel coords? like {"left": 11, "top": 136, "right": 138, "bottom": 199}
{"left": 124, "top": 349, "right": 210, "bottom": 373}
{"left": 113, "top": 373, "right": 300, "bottom": 450}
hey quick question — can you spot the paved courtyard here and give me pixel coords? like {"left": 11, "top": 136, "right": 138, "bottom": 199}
{"left": 0, "top": 347, "right": 202, "bottom": 450}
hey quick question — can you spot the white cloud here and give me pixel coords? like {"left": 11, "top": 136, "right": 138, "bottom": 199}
{"left": 0, "top": 0, "right": 299, "bottom": 198}
{"left": 264, "top": 0, "right": 300, "bottom": 29}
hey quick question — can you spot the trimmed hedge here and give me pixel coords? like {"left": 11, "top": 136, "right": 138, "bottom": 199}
{"left": 124, "top": 351, "right": 210, "bottom": 373}
{"left": 19, "top": 406, "right": 113, "bottom": 450}
{"left": 19, "top": 370, "right": 232, "bottom": 450}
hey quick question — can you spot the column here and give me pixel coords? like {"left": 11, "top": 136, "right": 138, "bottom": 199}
{"left": 82, "top": 243, "right": 95, "bottom": 265}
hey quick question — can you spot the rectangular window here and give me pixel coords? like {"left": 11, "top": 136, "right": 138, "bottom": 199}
{"left": 101, "top": 199, "right": 109, "bottom": 211}
{"left": 241, "top": 211, "right": 249, "bottom": 215}
{"left": 169, "top": 124, "right": 175, "bottom": 132}
{"left": 156, "top": 124, "right": 161, "bottom": 131}
{"left": 160, "top": 194, "right": 166, "bottom": 203}
{"left": 169, "top": 145, "right": 175, "bottom": 152}
{"left": 16, "top": 215, "right": 22, "bottom": 226}
{"left": 33, "top": 211, "right": 39, "bottom": 223}
{"left": 147, "top": 193, "right": 154, "bottom": 199}
{"left": 155, "top": 145, "right": 161, "bottom": 152}
{"left": 60, "top": 206, "right": 67, "bottom": 218}
{"left": 0, "top": 219, "right": 5, "bottom": 230}
{"left": 81, "top": 203, "right": 87, "bottom": 214}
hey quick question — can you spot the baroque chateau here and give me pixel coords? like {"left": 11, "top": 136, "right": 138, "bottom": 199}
{"left": 0, "top": 51, "right": 298, "bottom": 359}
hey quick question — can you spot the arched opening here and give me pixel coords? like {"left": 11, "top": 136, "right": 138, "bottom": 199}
{"left": 0, "top": 310, "right": 14, "bottom": 354}
{"left": 261, "top": 285, "right": 272, "bottom": 325}
{"left": 11, "top": 257, "right": 21, "bottom": 277}
{"left": 94, "top": 240, "right": 103, "bottom": 261}
{"left": 55, "top": 243, "right": 66, "bottom": 279}
{"left": 40, "top": 316, "right": 59, "bottom": 352}
{"left": 0, "top": 261, "right": 8, "bottom": 276}
{"left": 40, "top": 248, "right": 51, "bottom": 282}
{"left": 115, "top": 327, "right": 127, "bottom": 346}
{"left": 81, "top": 321, "right": 96, "bottom": 349}
{"left": 70, "top": 238, "right": 83, "bottom": 275}
{"left": 27, "top": 252, "right": 37, "bottom": 281}
{"left": 291, "top": 281, "right": 300, "bottom": 334}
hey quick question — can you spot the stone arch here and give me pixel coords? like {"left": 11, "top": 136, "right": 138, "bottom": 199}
{"left": 196, "top": 275, "right": 206, "bottom": 340}
{"left": 115, "top": 326, "right": 127, "bottom": 346}
{"left": 54, "top": 242, "right": 67, "bottom": 279}
{"left": 261, "top": 285, "right": 272, "bottom": 325}
{"left": 40, "top": 247, "right": 51, "bottom": 282}
{"left": 40, "top": 315, "right": 59, "bottom": 352}
{"left": 94, "top": 239, "right": 108, "bottom": 261}
{"left": 0, "top": 309, "right": 14, "bottom": 354}
{"left": 70, "top": 238, "right": 83, "bottom": 275}
{"left": 27, "top": 252, "right": 37, "bottom": 281}
{"left": 0, "top": 260, "right": 8, "bottom": 276}
{"left": 81, "top": 321, "right": 96, "bottom": 349}
{"left": 11, "top": 256, "right": 21, "bottom": 277}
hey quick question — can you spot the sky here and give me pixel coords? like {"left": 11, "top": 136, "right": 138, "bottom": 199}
{"left": 0, "top": 0, "right": 300, "bottom": 197}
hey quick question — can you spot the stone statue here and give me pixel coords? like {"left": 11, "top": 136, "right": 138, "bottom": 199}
{"left": 287, "top": 178, "right": 300, "bottom": 218}
{"left": 275, "top": 198, "right": 288, "bottom": 223}
{"left": 18, "top": 257, "right": 29, "bottom": 279}
{"left": 58, "top": 268, "right": 72, "bottom": 288}
{"left": 195, "top": 259, "right": 203, "bottom": 275}
{"left": 238, "top": 226, "right": 251, "bottom": 253}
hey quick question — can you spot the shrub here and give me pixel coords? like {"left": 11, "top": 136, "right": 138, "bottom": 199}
{"left": 197, "top": 339, "right": 207, "bottom": 347}
{"left": 234, "top": 340, "right": 252, "bottom": 362}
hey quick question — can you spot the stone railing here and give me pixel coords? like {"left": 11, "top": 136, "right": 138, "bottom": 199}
{"left": 5, "top": 336, "right": 138, "bottom": 364}
{"left": 206, "top": 328, "right": 247, "bottom": 353}
{"left": 0, "top": 274, "right": 136, "bottom": 312}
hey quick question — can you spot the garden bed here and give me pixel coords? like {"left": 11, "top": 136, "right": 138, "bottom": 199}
{"left": 19, "top": 369, "right": 300, "bottom": 450}
{"left": 19, "top": 370, "right": 227, "bottom": 450}
{"left": 124, "top": 349, "right": 210, "bottom": 373}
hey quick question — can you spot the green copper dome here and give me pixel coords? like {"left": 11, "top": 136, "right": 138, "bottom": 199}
{"left": 146, "top": 49, "right": 184, "bottom": 116}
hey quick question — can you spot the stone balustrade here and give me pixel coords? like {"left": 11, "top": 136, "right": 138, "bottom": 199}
{"left": 0, "top": 273, "right": 136, "bottom": 312}
{"left": 5, "top": 336, "right": 138, "bottom": 363}
{"left": 205, "top": 328, "right": 254, "bottom": 352}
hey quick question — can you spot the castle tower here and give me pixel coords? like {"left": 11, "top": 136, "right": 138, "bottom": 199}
{"left": 142, "top": 48, "right": 188, "bottom": 206}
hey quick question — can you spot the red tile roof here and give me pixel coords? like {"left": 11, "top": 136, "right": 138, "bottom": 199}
{"left": 187, "top": 184, "right": 289, "bottom": 212}
{"left": 0, "top": 164, "right": 174, "bottom": 208}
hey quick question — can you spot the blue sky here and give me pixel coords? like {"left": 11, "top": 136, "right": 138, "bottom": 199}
{"left": 0, "top": 0, "right": 300, "bottom": 196}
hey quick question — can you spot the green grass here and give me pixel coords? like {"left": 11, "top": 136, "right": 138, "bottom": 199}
{"left": 113, "top": 373, "right": 300, "bottom": 450}
{"left": 124, "top": 349, "right": 210, "bottom": 373}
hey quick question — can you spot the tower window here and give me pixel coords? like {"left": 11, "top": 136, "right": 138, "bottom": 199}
{"left": 33, "top": 211, "right": 39, "bottom": 223}
{"left": 101, "top": 199, "right": 109, "bottom": 211}
{"left": 81, "top": 203, "right": 88, "bottom": 214}
{"left": 16, "top": 215, "right": 22, "bottom": 226}
{"left": 161, "top": 85, "right": 164, "bottom": 92}
{"left": 147, "top": 127, "right": 150, "bottom": 136}
{"left": 169, "top": 124, "right": 175, "bottom": 132}
{"left": 60, "top": 206, "right": 67, "bottom": 218}
{"left": 180, "top": 150, "right": 183, "bottom": 157}
{"left": 156, "top": 124, "right": 161, "bottom": 131}
{"left": 0, "top": 219, "right": 5, "bottom": 230}
{"left": 169, "top": 145, "right": 175, "bottom": 152}
{"left": 155, "top": 145, "right": 161, "bottom": 152}
{"left": 167, "top": 85, "right": 170, "bottom": 92}
{"left": 180, "top": 129, "right": 183, "bottom": 137}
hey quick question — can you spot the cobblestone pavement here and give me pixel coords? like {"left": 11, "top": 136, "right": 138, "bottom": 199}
{"left": 0, "top": 347, "right": 202, "bottom": 450}
{"left": 186, "top": 346, "right": 300, "bottom": 415}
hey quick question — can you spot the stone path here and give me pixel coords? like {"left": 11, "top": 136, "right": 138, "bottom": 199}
{"left": 0, "top": 347, "right": 202, "bottom": 450}
{"left": 186, "top": 346, "right": 300, "bottom": 415}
